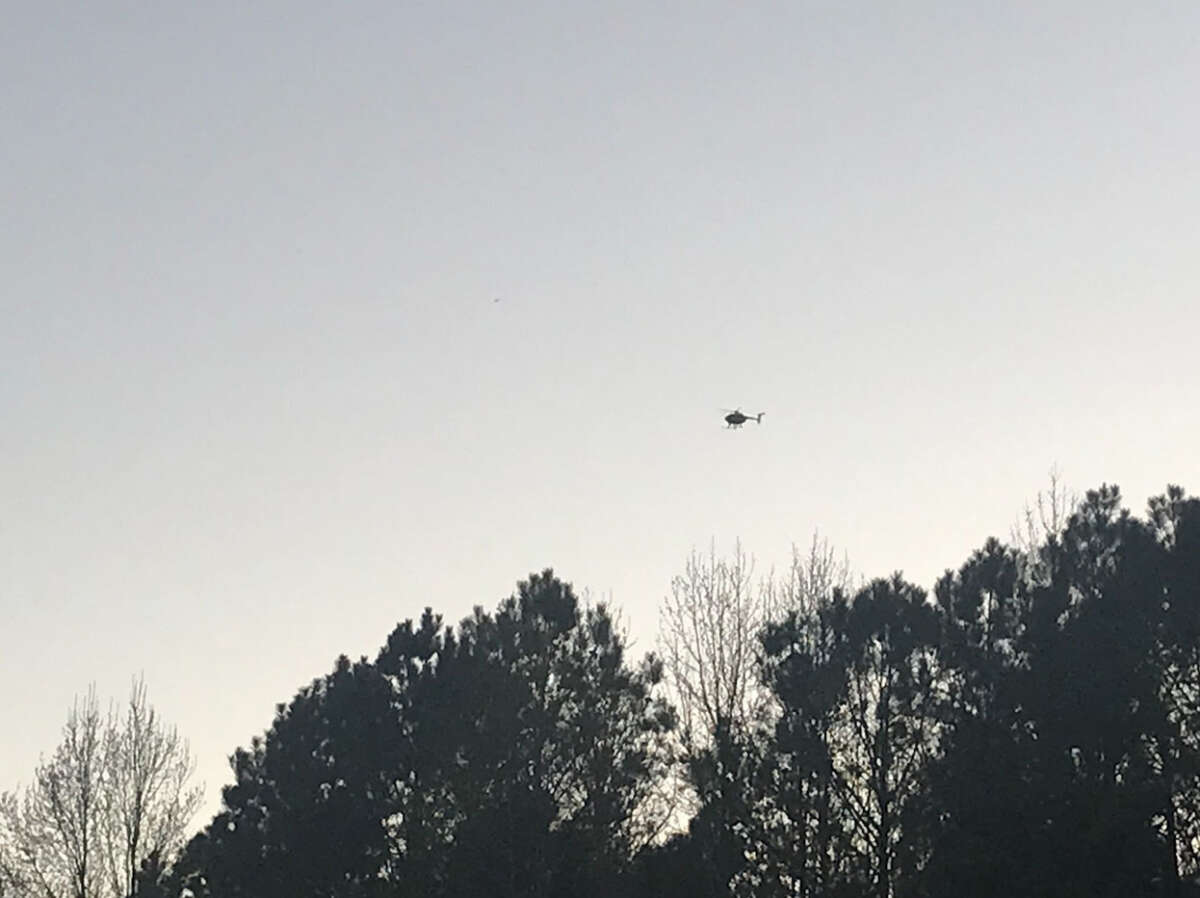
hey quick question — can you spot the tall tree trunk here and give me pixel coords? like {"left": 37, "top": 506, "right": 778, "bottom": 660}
{"left": 1166, "top": 791, "right": 1181, "bottom": 898}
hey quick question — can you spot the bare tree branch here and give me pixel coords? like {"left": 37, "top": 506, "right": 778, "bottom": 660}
{"left": 659, "top": 541, "right": 767, "bottom": 754}
{"left": 0, "top": 681, "right": 202, "bottom": 898}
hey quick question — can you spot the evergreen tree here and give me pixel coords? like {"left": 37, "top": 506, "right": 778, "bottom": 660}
{"left": 178, "top": 571, "right": 673, "bottom": 898}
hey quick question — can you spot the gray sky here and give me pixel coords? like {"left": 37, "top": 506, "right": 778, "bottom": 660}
{"left": 4, "top": 1, "right": 1197, "bottom": 819}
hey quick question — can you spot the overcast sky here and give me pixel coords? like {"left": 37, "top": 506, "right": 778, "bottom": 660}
{"left": 3, "top": 1, "right": 1197, "bottom": 818}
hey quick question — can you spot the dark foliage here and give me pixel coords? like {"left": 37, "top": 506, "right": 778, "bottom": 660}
{"left": 171, "top": 571, "right": 673, "bottom": 898}
{"left": 148, "top": 484, "right": 1200, "bottom": 898}
{"left": 918, "top": 486, "right": 1200, "bottom": 898}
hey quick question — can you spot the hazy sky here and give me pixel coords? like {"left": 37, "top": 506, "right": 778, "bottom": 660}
{"left": 4, "top": 2, "right": 1197, "bottom": 818}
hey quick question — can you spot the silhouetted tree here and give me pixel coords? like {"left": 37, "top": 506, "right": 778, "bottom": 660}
{"left": 1147, "top": 486, "right": 1200, "bottom": 888}
{"left": 754, "top": 535, "right": 860, "bottom": 897}
{"left": 1010, "top": 467, "right": 1079, "bottom": 578}
{"left": 2, "top": 688, "right": 109, "bottom": 898}
{"left": 763, "top": 575, "right": 940, "bottom": 898}
{"left": 659, "top": 537, "right": 858, "bottom": 897}
{"left": 159, "top": 482, "right": 1200, "bottom": 898}
{"left": 657, "top": 544, "right": 767, "bottom": 894}
{"left": 838, "top": 578, "right": 941, "bottom": 898}
{"left": 388, "top": 572, "right": 675, "bottom": 897}
{"left": 1021, "top": 486, "right": 1169, "bottom": 896}
{"left": 0, "top": 681, "right": 200, "bottom": 898}
{"left": 920, "top": 485, "right": 1200, "bottom": 898}
{"left": 175, "top": 654, "right": 402, "bottom": 898}
{"left": 178, "top": 570, "right": 673, "bottom": 898}
{"left": 660, "top": 542, "right": 768, "bottom": 755}
{"left": 103, "top": 678, "right": 202, "bottom": 898}
{"left": 762, "top": 534, "right": 858, "bottom": 623}
{"left": 761, "top": 594, "right": 854, "bottom": 897}
{"left": 918, "top": 539, "right": 1040, "bottom": 898}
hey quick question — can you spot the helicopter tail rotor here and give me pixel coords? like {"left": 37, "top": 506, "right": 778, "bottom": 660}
{"left": 755, "top": 412, "right": 764, "bottom": 423}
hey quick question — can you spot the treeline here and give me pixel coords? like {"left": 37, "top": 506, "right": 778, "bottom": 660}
{"left": 5, "top": 483, "right": 1200, "bottom": 898}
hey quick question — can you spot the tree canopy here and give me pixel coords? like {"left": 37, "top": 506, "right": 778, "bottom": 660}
{"left": 173, "top": 570, "right": 674, "bottom": 898}
{"left": 10, "top": 484, "right": 1199, "bottom": 898}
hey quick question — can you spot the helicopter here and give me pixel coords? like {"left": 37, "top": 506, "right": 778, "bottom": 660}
{"left": 722, "top": 408, "right": 765, "bottom": 429}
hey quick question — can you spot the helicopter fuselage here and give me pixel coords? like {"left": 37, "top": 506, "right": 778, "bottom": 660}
{"left": 724, "top": 410, "right": 763, "bottom": 428}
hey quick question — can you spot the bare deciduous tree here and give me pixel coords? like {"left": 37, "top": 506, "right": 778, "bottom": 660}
{"left": 103, "top": 678, "right": 201, "bottom": 898}
{"left": 659, "top": 541, "right": 766, "bottom": 752}
{"left": 658, "top": 536, "right": 859, "bottom": 886}
{"left": 0, "top": 687, "right": 108, "bottom": 898}
{"left": 0, "top": 678, "right": 202, "bottom": 898}
{"left": 660, "top": 536, "right": 858, "bottom": 753}
{"left": 1011, "top": 468, "right": 1079, "bottom": 582}
{"left": 763, "top": 533, "right": 858, "bottom": 626}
